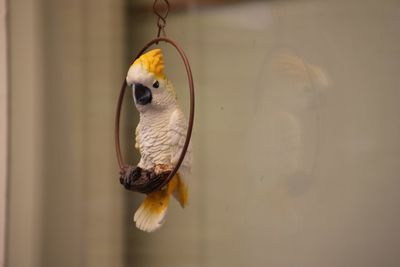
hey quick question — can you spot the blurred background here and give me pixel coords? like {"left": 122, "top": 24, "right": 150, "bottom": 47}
{"left": 5, "top": 0, "right": 400, "bottom": 266}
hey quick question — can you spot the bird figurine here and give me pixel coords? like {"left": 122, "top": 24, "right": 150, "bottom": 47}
{"left": 121, "top": 49, "right": 192, "bottom": 232}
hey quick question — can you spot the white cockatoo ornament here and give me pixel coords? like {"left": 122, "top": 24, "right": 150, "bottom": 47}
{"left": 121, "top": 49, "right": 191, "bottom": 232}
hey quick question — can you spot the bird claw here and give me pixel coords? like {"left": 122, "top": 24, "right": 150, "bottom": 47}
{"left": 154, "top": 164, "right": 173, "bottom": 175}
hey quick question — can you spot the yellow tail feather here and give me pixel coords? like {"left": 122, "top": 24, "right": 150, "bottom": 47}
{"left": 134, "top": 189, "right": 170, "bottom": 232}
{"left": 133, "top": 174, "right": 188, "bottom": 232}
{"left": 174, "top": 173, "right": 189, "bottom": 208}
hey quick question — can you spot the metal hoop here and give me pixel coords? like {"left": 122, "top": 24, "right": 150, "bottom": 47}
{"left": 115, "top": 37, "right": 195, "bottom": 192}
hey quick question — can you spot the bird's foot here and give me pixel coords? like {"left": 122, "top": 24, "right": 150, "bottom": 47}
{"left": 154, "top": 164, "right": 174, "bottom": 175}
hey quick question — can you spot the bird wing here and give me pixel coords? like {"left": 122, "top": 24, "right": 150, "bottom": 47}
{"left": 169, "top": 108, "right": 192, "bottom": 181}
{"left": 135, "top": 124, "right": 141, "bottom": 153}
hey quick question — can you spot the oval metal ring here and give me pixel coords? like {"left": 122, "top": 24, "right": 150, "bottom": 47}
{"left": 115, "top": 37, "right": 195, "bottom": 191}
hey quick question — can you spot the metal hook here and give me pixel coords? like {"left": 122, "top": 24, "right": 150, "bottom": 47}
{"left": 153, "top": 0, "right": 170, "bottom": 38}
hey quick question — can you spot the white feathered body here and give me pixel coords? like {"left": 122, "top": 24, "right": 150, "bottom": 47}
{"left": 135, "top": 82, "right": 191, "bottom": 176}
{"left": 126, "top": 48, "right": 191, "bottom": 232}
{"left": 133, "top": 80, "right": 191, "bottom": 232}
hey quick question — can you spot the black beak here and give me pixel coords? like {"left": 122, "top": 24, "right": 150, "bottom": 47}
{"left": 134, "top": 83, "right": 152, "bottom": 105}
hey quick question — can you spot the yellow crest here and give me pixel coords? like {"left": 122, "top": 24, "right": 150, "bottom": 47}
{"left": 133, "top": 49, "right": 165, "bottom": 79}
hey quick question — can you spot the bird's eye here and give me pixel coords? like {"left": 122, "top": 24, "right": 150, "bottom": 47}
{"left": 152, "top": 80, "right": 159, "bottom": 89}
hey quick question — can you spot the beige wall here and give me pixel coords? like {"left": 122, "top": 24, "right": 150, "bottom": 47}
{"left": 8, "top": 0, "right": 125, "bottom": 266}
{"left": 0, "top": 0, "right": 7, "bottom": 265}
{"left": 8, "top": 0, "right": 44, "bottom": 266}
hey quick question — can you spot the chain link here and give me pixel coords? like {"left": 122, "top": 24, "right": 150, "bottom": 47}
{"left": 153, "top": 0, "right": 170, "bottom": 38}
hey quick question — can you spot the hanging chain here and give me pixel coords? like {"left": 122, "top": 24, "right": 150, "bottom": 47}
{"left": 153, "top": 0, "right": 170, "bottom": 38}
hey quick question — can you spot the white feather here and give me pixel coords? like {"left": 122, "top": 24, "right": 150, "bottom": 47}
{"left": 133, "top": 204, "right": 168, "bottom": 233}
{"left": 168, "top": 109, "right": 192, "bottom": 183}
